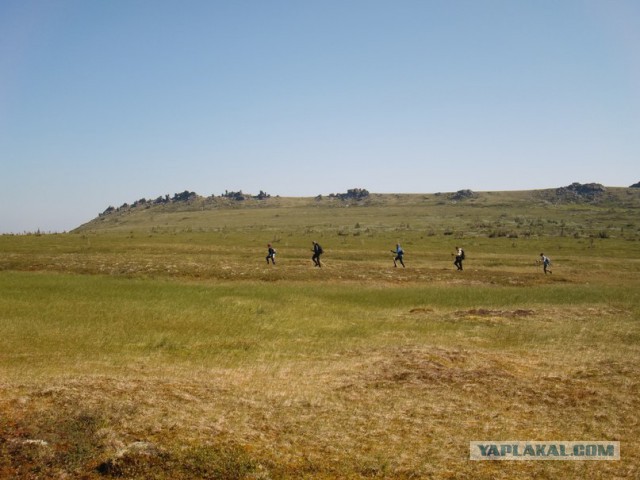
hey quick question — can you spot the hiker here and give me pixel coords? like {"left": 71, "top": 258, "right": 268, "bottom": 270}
{"left": 312, "top": 241, "right": 323, "bottom": 267}
{"left": 391, "top": 243, "right": 405, "bottom": 268}
{"left": 453, "top": 246, "right": 464, "bottom": 270}
{"left": 266, "top": 244, "right": 276, "bottom": 264}
{"left": 540, "top": 253, "right": 552, "bottom": 274}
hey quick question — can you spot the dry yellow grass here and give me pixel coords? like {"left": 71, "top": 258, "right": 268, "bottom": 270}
{"left": 1, "top": 302, "right": 638, "bottom": 478}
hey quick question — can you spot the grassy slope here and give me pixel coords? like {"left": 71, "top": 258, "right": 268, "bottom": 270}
{"left": 1, "top": 189, "right": 639, "bottom": 479}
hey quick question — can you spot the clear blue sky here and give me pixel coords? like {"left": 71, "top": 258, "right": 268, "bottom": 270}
{"left": 1, "top": 0, "right": 638, "bottom": 233}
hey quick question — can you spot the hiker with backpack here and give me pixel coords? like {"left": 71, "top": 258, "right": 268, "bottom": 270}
{"left": 266, "top": 244, "right": 276, "bottom": 265}
{"left": 539, "top": 253, "right": 552, "bottom": 274}
{"left": 312, "top": 241, "right": 323, "bottom": 267}
{"left": 391, "top": 243, "right": 405, "bottom": 268}
{"left": 453, "top": 246, "right": 465, "bottom": 270}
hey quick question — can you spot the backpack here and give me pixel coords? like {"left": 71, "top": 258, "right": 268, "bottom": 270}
{"left": 460, "top": 249, "right": 465, "bottom": 260}
{"left": 317, "top": 245, "right": 323, "bottom": 254}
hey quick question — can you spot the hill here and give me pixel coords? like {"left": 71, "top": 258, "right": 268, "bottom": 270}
{"left": 74, "top": 184, "right": 640, "bottom": 241}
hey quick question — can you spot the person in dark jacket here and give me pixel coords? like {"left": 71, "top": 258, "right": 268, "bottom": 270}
{"left": 266, "top": 244, "right": 276, "bottom": 264}
{"left": 312, "top": 241, "right": 323, "bottom": 267}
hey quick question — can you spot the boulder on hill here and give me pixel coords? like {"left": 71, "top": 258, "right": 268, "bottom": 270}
{"left": 222, "top": 190, "right": 246, "bottom": 201}
{"left": 555, "top": 182, "right": 605, "bottom": 201}
{"left": 172, "top": 191, "right": 197, "bottom": 202}
{"left": 254, "top": 190, "right": 271, "bottom": 200}
{"left": 328, "top": 188, "right": 370, "bottom": 201}
{"left": 449, "top": 189, "right": 476, "bottom": 201}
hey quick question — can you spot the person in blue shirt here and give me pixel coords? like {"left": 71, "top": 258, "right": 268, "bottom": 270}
{"left": 391, "top": 243, "right": 405, "bottom": 268}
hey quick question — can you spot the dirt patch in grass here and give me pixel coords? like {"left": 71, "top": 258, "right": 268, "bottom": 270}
{"left": 408, "top": 307, "right": 434, "bottom": 314}
{"left": 455, "top": 308, "right": 536, "bottom": 318}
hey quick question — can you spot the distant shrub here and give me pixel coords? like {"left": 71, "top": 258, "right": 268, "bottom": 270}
{"left": 489, "top": 229, "right": 517, "bottom": 238}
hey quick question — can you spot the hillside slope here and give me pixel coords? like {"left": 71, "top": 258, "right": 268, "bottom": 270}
{"left": 74, "top": 186, "right": 640, "bottom": 241}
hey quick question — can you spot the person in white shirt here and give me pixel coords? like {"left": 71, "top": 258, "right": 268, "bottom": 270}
{"left": 540, "top": 253, "right": 552, "bottom": 274}
{"left": 453, "top": 246, "right": 464, "bottom": 270}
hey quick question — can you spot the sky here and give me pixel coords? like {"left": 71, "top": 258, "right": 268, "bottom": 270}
{"left": 1, "top": 0, "right": 639, "bottom": 233}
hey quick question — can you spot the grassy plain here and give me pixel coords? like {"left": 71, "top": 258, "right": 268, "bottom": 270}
{"left": 1, "top": 189, "right": 639, "bottom": 479}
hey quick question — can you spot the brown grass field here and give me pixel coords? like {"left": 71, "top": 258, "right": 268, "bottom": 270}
{"left": 1, "top": 189, "right": 639, "bottom": 479}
